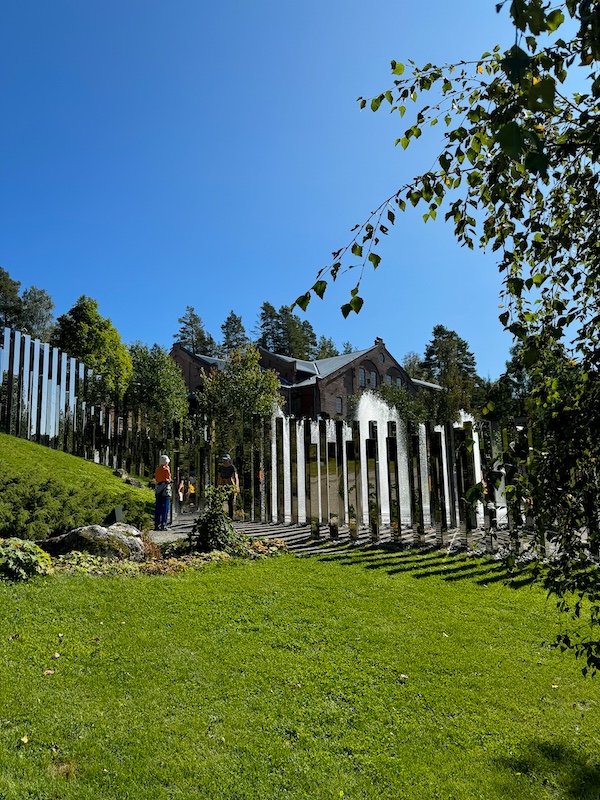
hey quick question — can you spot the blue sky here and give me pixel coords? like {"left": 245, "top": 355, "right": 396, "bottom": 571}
{"left": 1, "top": 1, "right": 517, "bottom": 378}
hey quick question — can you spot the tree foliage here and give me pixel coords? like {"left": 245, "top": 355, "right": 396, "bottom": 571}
{"left": 220, "top": 310, "right": 249, "bottom": 354}
{"left": 128, "top": 342, "right": 189, "bottom": 443}
{"left": 50, "top": 295, "right": 132, "bottom": 402}
{"left": 0, "top": 268, "right": 22, "bottom": 329}
{"left": 296, "top": 0, "right": 600, "bottom": 672}
{"left": 197, "top": 345, "right": 283, "bottom": 458}
{"left": 314, "top": 335, "right": 340, "bottom": 359}
{"left": 20, "top": 286, "right": 55, "bottom": 341}
{"left": 174, "top": 306, "right": 217, "bottom": 356}
{"left": 421, "top": 325, "right": 480, "bottom": 422}
{"left": 255, "top": 302, "right": 317, "bottom": 360}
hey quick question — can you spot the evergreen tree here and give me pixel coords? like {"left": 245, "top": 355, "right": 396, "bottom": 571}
{"left": 0, "top": 268, "right": 22, "bottom": 329}
{"left": 20, "top": 286, "right": 54, "bottom": 341}
{"left": 174, "top": 306, "right": 217, "bottom": 355}
{"left": 420, "top": 325, "right": 479, "bottom": 422}
{"left": 255, "top": 302, "right": 281, "bottom": 353}
{"left": 342, "top": 341, "right": 355, "bottom": 355}
{"left": 314, "top": 335, "right": 339, "bottom": 360}
{"left": 220, "top": 311, "right": 249, "bottom": 354}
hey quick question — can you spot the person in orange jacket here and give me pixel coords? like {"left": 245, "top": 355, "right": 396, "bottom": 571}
{"left": 154, "top": 454, "right": 172, "bottom": 531}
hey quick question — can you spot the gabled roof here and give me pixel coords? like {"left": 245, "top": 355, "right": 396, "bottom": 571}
{"left": 176, "top": 344, "right": 226, "bottom": 371}
{"left": 259, "top": 347, "right": 373, "bottom": 380}
{"left": 311, "top": 349, "right": 373, "bottom": 378}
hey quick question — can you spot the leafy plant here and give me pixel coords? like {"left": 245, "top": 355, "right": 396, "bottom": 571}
{"left": 190, "top": 486, "right": 250, "bottom": 556}
{"left": 0, "top": 538, "right": 51, "bottom": 581}
{"left": 295, "top": 0, "right": 600, "bottom": 674}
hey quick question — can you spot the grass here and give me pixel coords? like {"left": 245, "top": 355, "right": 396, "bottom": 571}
{"left": 0, "top": 433, "right": 155, "bottom": 535}
{"left": 1, "top": 550, "right": 599, "bottom": 799}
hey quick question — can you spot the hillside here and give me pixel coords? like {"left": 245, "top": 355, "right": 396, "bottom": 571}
{"left": 0, "top": 434, "right": 155, "bottom": 537}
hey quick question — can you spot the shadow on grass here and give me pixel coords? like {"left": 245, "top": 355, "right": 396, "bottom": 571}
{"left": 499, "top": 740, "right": 600, "bottom": 799}
{"left": 315, "top": 545, "right": 537, "bottom": 589}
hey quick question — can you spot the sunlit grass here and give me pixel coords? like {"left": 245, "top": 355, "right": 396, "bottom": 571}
{"left": 0, "top": 552, "right": 599, "bottom": 799}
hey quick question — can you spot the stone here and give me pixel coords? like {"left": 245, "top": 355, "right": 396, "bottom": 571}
{"left": 124, "top": 477, "right": 144, "bottom": 488}
{"left": 37, "top": 524, "right": 145, "bottom": 562}
{"left": 113, "top": 468, "right": 128, "bottom": 479}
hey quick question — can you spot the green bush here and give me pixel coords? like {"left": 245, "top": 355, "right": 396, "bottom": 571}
{"left": 0, "top": 538, "right": 51, "bottom": 581}
{"left": 0, "top": 474, "right": 152, "bottom": 540}
{"left": 191, "top": 486, "right": 250, "bottom": 556}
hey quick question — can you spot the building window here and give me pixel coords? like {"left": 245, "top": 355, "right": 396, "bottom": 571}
{"left": 370, "top": 370, "right": 377, "bottom": 387}
{"left": 335, "top": 397, "right": 343, "bottom": 415}
{"left": 359, "top": 368, "right": 366, "bottom": 387}
{"left": 386, "top": 374, "right": 392, "bottom": 385}
{"left": 395, "top": 377, "right": 402, "bottom": 387}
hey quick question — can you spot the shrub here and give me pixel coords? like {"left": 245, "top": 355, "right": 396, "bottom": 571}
{"left": 191, "top": 486, "right": 250, "bottom": 556}
{"left": 0, "top": 473, "right": 152, "bottom": 540}
{"left": 0, "top": 538, "right": 51, "bottom": 581}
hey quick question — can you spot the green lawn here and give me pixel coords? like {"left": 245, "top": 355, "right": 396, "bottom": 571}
{"left": 1, "top": 550, "right": 599, "bottom": 799}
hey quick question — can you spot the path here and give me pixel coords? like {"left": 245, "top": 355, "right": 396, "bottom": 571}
{"left": 148, "top": 511, "right": 470, "bottom": 555}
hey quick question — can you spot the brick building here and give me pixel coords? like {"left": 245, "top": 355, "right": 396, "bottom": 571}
{"left": 170, "top": 337, "right": 436, "bottom": 418}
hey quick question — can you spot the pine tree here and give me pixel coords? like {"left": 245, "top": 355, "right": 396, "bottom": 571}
{"left": 255, "top": 302, "right": 282, "bottom": 353}
{"left": 174, "top": 306, "right": 217, "bottom": 355}
{"left": 314, "top": 335, "right": 339, "bottom": 360}
{"left": 220, "top": 311, "right": 249, "bottom": 354}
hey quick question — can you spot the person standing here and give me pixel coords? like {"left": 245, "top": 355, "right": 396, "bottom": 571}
{"left": 154, "top": 454, "right": 172, "bottom": 531}
{"left": 217, "top": 454, "right": 239, "bottom": 518}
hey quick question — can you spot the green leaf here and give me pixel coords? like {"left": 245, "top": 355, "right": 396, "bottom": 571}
{"left": 371, "top": 96, "right": 382, "bottom": 112}
{"left": 295, "top": 293, "right": 311, "bottom": 312}
{"left": 522, "top": 345, "right": 539, "bottom": 367}
{"left": 524, "top": 150, "right": 549, "bottom": 178}
{"left": 546, "top": 9, "right": 564, "bottom": 32}
{"left": 495, "top": 122, "right": 524, "bottom": 159}
{"left": 368, "top": 253, "right": 381, "bottom": 268}
{"left": 312, "top": 280, "right": 327, "bottom": 299}
{"left": 341, "top": 303, "right": 352, "bottom": 319}
{"left": 500, "top": 46, "right": 531, "bottom": 83}
{"left": 391, "top": 61, "right": 405, "bottom": 76}
{"left": 350, "top": 295, "right": 364, "bottom": 313}
{"left": 526, "top": 76, "right": 555, "bottom": 110}
{"left": 351, "top": 243, "right": 363, "bottom": 257}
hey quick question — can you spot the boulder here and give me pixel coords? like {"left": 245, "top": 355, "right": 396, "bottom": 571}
{"left": 113, "top": 468, "right": 128, "bottom": 479}
{"left": 37, "top": 524, "right": 145, "bottom": 562}
{"left": 125, "top": 477, "right": 144, "bottom": 488}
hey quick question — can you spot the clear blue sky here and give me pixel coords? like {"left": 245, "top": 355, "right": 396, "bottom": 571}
{"left": 1, "top": 1, "right": 517, "bottom": 378}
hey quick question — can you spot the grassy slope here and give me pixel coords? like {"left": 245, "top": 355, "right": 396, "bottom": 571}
{"left": 0, "top": 552, "right": 599, "bottom": 799}
{"left": 0, "top": 433, "right": 155, "bottom": 532}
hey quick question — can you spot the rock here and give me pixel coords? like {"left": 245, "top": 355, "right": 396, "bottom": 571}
{"left": 113, "top": 468, "right": 128, "bottom": 479}
{"left": 37, "top": 525, "right": 145, "bottom": 562}
{"left": 108, "top": 522, "right": 142, "bottom": 537}
{"left": 124, "top": 477, "right": 144, "bottom": 488}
